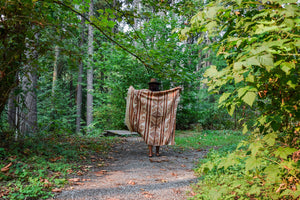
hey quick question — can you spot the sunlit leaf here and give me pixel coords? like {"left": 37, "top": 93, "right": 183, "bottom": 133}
{"left": 274, "top": 147, "right": 298, "bottom": 160}
{"left": 258, "top": 54, "right": 274, "bottom": 71}
{"left": 219, "top": 92, "right": 231, "bottom": 104}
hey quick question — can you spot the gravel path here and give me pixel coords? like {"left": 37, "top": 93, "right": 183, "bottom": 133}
{"left": 53, "top": 137, "right": 207, "bottom": 200}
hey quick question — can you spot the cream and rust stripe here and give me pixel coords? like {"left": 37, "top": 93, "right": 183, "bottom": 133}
{"left": 125, "top": 86, "right": 181, "bottom": 146}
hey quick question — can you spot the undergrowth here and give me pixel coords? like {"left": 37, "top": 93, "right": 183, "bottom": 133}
{"left": 0, "top": 133, "right": 118, "bottom": 199}
{"left": 175, "top": 130, "right": 246, "bottom": 150}
{"left": 190, "top": 131, "right": 300, "bottom": 200}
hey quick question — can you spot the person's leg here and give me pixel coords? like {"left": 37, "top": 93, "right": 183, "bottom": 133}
{"left": 148, "top": 145, "right": 153, "bottom": 157}
{"left": 155, "top": 146, "right": 160, "bottom": 156}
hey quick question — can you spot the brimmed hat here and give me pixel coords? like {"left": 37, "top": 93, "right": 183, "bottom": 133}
{"left": 148, "top": 78, "right": 160, "bottom": 84}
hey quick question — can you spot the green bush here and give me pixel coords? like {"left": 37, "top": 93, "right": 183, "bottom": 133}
{"left": 184, "top": 0, "right": 300, "bottom": 199}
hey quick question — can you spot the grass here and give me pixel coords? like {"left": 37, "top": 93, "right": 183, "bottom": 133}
{"left": 0, "top": 133, "right": 119, "bottom": 199}
{"left": 175, "top": 130, "right": 247, "bottom": 151}
{"left": 0, "top": 129, "right": 246, "bottom": 199}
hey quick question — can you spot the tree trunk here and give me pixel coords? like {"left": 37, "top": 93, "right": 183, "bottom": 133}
{"left": 204, "top": 32, "right": 211, "bottom": 67}
{"left": 76, "top": 63, "right": 83, "bottom": 133}
{"left": 76, "top": 3, "right": 85, "bottom": 134}
{"left": 19, "top": 67, "right": 38, "bottom": 136}
{"left": 52, "top": 45, "right": 59, "bottom": 97}
{"left": 7, "top": 88, "right": 17, "bottom": 130}
{"left": 133, "top": 0, "right": 140, "bottom": 30}
{"left": 86, "top": 0, "right": 94, "bottom": 131}
{"left": 133, "top": 0, "right": 140, "bottom": 47}
{"left": 19, "top": 32, "right": 39, "bottom": 136}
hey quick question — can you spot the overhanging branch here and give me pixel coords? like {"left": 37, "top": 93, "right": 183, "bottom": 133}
{"left": 50, "top": 0, "right": 153, "bottom": 70}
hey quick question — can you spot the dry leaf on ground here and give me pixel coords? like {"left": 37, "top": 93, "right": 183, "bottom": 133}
{"left": 52, "top": 188, "right": 62, "bottom": 192}
{"left": 155, "top": 179, "right": 168, "bottom": 183}
{"left": 142, "top": 191, "right": 154, "bottom": 198}
{"left": 74, "top": 182, "right": 85, "bottom": 185}
{"left": 49, "top": 156, "right": 62, "bottom": 162}
{"left": 1, "top": 163, "right": 12, "bottom": 172}
{"left": 171, "top": 172, "right": 178, "bottom": 176}
{"left": 0, "top": 189, "right": 10, "bottom": 198}
{"left": 189, "top": 191, "right": 196, "bottom": 196}
{"left": 69, "top": 178, "right": 80, "bottom": 182}
{"left": 40, "top": 179, "right": 52, "bottom": 187}
{"left": 77, "top": 171, "right": 84, "bottom": 176}
{"left": 127, "top": 180, "right": 136, "bottom": 185}
{"left": 172, "top": 189, "right": 181, "bottom": 194}
{"left": 94, "top": 170, "right": 107, "bottom": 176}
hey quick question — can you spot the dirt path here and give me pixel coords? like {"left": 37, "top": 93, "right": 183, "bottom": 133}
{"left": 53, "top": 137, "right": 207, "bottom": 200}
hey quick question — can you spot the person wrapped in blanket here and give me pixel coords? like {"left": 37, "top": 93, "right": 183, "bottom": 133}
{"left": 125, "top": 78, "right": 181, "bottom": 157}
{"left": 148, "top": 78, "right": 161, "bottom": 157}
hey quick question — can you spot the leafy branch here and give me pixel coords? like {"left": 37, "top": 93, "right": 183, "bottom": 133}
{"left": 49, "top": 0, "right": 153, "bottom": 70}
{"left": 102, "top": 0, "right": 156, "bottom": 64}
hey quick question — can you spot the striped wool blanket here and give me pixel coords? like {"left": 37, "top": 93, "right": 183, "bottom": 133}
{"left": 125, "top": 86, "right": 181, "bottom": 146}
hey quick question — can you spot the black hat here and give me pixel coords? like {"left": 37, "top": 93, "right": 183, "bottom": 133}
{"left": 148, "top": 78, "right": 160, "bottom": 84}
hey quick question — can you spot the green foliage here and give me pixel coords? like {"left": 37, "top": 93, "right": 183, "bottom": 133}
{"left": 175, "top": 130, "right": 247, "bottom": 150}
{"left": 38, "top": 73, "right": 77, "bottom": 134}
{"left": 183, "top": 0, "right": 300, "bottom": 199}
{"left": 0, "top": 134, "right": 117, "bottom": 199}
{"left": 193, "top": 132, "right": 300, "bottom": 199}
{"left": 0, "top": 0, "right": 80, "bottom": 117}
{"left": 0, "top": 0, "right": 243, "bottom": 135}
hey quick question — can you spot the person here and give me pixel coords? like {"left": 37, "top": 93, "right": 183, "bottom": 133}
{"left": 125, "top": 79, "right": 181, "bottom": 158}
{"left": 148, "top": 78, "right": 160, "bottom": 157}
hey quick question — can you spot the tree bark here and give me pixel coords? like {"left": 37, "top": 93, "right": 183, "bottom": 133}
{"left": 86, "top": 0, "right": 94, "bottom": 131}
{"left": 52, "top": 45, "right": 59, "bottom": 97}
{"left": 19, "top": 32, "right": 39, "bottom": 136}
{"left": 76, "top": 16, "right": 85, "bottom": 134}
{"left": 7, "top": 88, "right": 17, "bottom": 130}
{"left": 19, "top": 67, "right": 38, "bottom": 136}
{"left": 133, "top": 0, "right": 140, "bottom": 30}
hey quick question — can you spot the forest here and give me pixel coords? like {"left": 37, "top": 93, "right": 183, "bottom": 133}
{"left": 0, "top": 0, "right": 299, "bottom": 199}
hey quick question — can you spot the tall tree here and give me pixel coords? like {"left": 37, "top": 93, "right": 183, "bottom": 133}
{"left": 52, "top": 45, "right": 60, "bottom": 97}
{"left": 86, "top": 0, "right": 94, "bottom": 130}
{"left": 76, "top": 15, "right": 85, "bottom": 134}
{"left": 19, "top": 64, "right": 38, "bottom": 136}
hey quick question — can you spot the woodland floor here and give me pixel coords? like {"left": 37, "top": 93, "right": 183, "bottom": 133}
{"left": 51, "top": 136, "right": 208, "bottom": 200}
